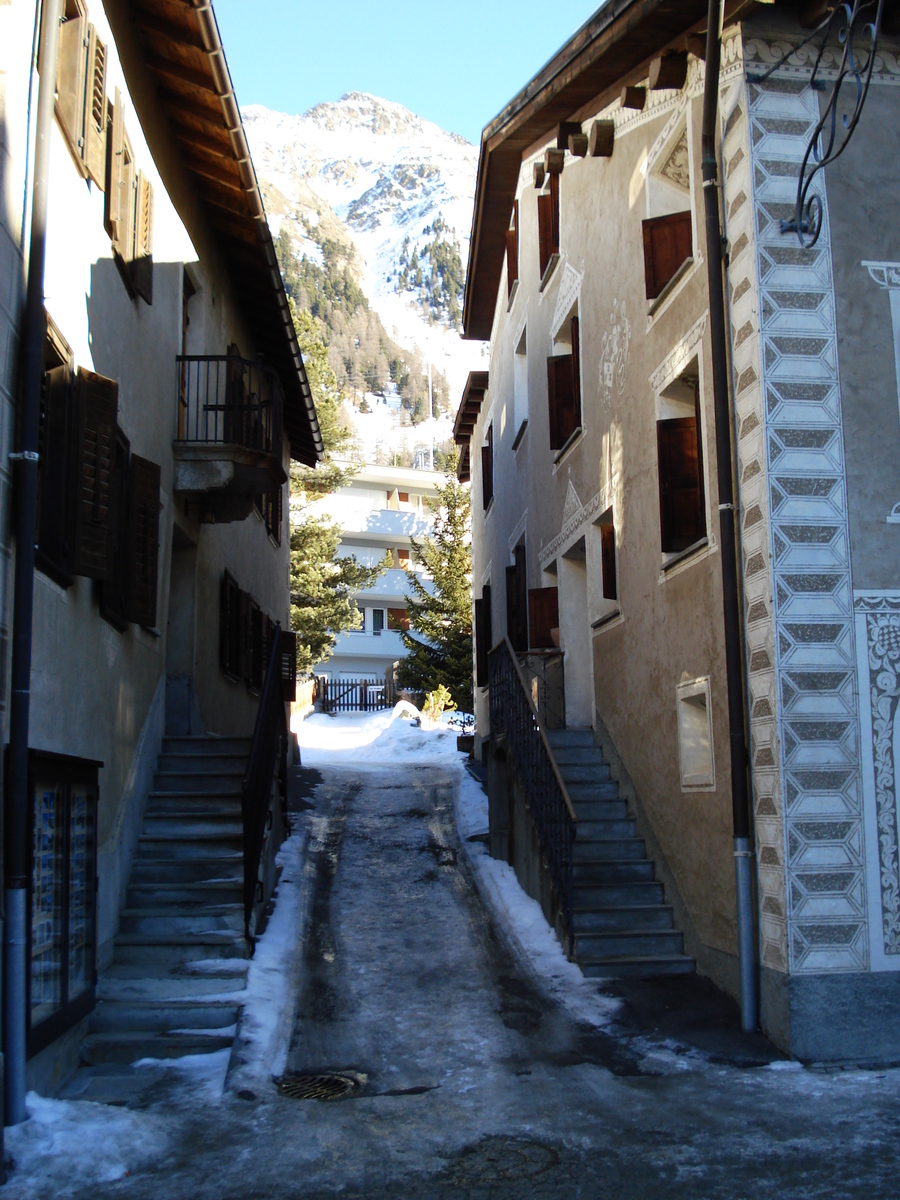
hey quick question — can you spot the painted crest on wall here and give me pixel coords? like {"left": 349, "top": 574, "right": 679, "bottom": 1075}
{"left": 598, "top": 298, "right": 632, "bottom": 409}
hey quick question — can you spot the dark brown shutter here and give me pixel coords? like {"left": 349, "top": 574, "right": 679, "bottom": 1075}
{"left": 105, "top": 89, "right": 125, "bottom": 247}
{"left": 249, "top": 601, "right": 263, "bottom": 691}
{"left": 99, "top": 428, "right": 132, "bottom": 628}
{"left": 528, "top": 587, "right": 559, "bottom": 649}
{"left": 237, "top": 590, "right": 252, "bottom": 683}
{"left": 131, "top": 172, "right": 153, "bottom": 304}
{"left": 70, "top": 368, "right": 117, "bottom": 580}
{"left": 56, "top": 9, "right": 87, "bottom": 164}
{"left": 547, "top": 355, "right": 576, "bottom": 451}
{"left": 81, "top": 25, "right": 107, "bottom": 188}
{"left": 549, "top": 172, "right": 560, "bottom": 257}
{"left": 506, "top": 201, "right": 519, "bottom": 297}
{"left": 475, "top": 586, "right": 491, "bottom": 687}
{"left": 657, "top": 416, "right": 705, "bottom": 552}
{"left": 127, "top": 454, "right": 160, "bottom": 626}
{"left": 280, "top": 629, "right": 298, "bottom": 702}
{"left": 37, "top": 365, "right": 74, "bottom": 577}
{"left": 220, "top": 574, "right": 231, "bottom": 672}
{"left": 506, "top": 546, "right": 528, "bottom": 652}
{"left": 600, "top": 522, "right": 618, "bottom": 601}
{"left": 481, "top": 423, "right": 493, "bottom": 509}
{"left": 571, "top": 315, "right": 581, "bottom": 428}
{"left": 538, "top": 193, "right": 552, "bottom": 278}
{"left": 642, "top": 210, "right": 693, "bottom": 299}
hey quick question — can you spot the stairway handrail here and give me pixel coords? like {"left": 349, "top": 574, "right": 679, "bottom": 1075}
{"left": 241, "top": 621, "right": 287, "bottom": 938}
{"left": 489, "top": 637, "right": 578, "bottom": 937}
{"left": 500, "top": 637, "right": 577, "bottom": 823}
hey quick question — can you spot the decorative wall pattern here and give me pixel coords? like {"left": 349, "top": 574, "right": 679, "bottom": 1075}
{"left": 739, "top": 42, "right": 869, "bottom": 973}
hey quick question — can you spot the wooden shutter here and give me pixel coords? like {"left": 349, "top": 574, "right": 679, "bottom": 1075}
{"left": 99, "top": 428, "right": 132, "bottom": 628}
{"left": 70, "top": 369, "right": 117, "bottom": 580}
{"left": 131, "top": 172, "right": 154, "bottom": 304}
{"left": 249, "top": 601, "right": 263, "bottom": 691}
{"left": 105, "top": 90, "right": 125, "bottom": 246}
{"left": 388, "top": 607, "right": 409, "bottom": 632}
{"left": 481, "top": 423, "right": 493, "bottom": 510}
{"left": 280, "top": 629, "right": 298, "bottom": 702}
{"left": 56, "top": 7, "right": 87, "bottom": 165}
{"left": 506, "top": 545, "right": 528, "bottom": 652}
{"left": 547, "top": 354, "right": 576, "bottom": 451}
{"left": 538, "top": 193, "right": 552, "bottom": 278}
{"left": 127, "top": 454, "right": 160, "bottom": 626}
{"left": 475, "top": 586, "right": 491, "bottom": 688}
{"left": 237, "top": 589, "right": 252, "bottom": 683}
{"left": 549, "top": 173, "right": 560, "bottom": 258}
{"left": 657, "top": 414, "right": 705, "bottom": 553}
{"left": 642, "top": 210, "right": 693, "bottom": 299}
{"left": 600, "top": 522, "right": 618, "bottom": 601}
{"left": 37, "top": 366, "right": 74, "bottom": 577}
{"left": 81, "top": 25, "right": 107, "bottom": 188}
{"left": 528, "top": 587, "right": 559, "bottom": 649}
{"left": 506, "top": 201, "right": 519, "bottom": 297}
{"left": 571, "top": 315, "right": 582, "bottom": 429}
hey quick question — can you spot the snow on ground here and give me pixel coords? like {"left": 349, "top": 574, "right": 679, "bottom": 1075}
{"left": 294, "top": 704, "right": 464, "bottom": 766}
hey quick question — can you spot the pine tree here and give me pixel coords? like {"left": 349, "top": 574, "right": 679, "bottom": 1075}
{"left": 398, "top": 455, "right": 473, "bottom": 711}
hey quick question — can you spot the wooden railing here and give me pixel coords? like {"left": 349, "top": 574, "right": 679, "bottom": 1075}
{"left": 489, "top": 637, "right": 577, "bottom": 935}
{"left": 242, "top": 622, "right": 288, "bottom": 938}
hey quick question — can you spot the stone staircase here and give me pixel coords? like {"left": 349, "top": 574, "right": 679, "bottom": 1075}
{"left": 546, "top": 729, "right": 694, "bottom": 978}
{"left": 82, "top": 735, "right": 253, "bottom": 1067}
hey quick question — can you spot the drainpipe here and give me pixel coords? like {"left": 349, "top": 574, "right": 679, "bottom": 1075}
{"left": 4, "top": 0, "right": 62, "bottom": 1127}
{"left": 701, "top": 0, "right": 758, "bottom": 1033}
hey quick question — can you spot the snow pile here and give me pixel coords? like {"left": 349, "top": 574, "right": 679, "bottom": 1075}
{"left": 4, "top": 1092, "right": 170, "bottom": 1196}
{"left": 294, "top": 704, "right": 465, "bottom": 766}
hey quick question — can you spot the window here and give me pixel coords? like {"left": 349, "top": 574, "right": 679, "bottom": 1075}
{"left": 260, "top": 485, "right": 282, "bottom": 545}
{"left": 642, "top": 211, "right": 693, "bottom": 300}
{"left": 474, "top": 585, "right": 492, "bottom": 687}
{"left": 397, "top": 548, "right": 410, "bottom": 569}
{"left": 481, "top": 422, "right": 493, "bottom": 510}
{"left": 388, "top": 607, "right": 409, "bottom": 632}
{"left": 513, "top": 325, "right": 528, "bottom": 444}
{"left": 372, "top": 608, "right": 385, "bottom": 636}
{"left": 528, "top": 587, "right": 559, "bottom": 649}
{"left": 537, "top": 171, "right": 560, "bottom": 284}
{"left": 657, "top": 375, "right": 706, "bottom": 554}
{"left": 599, "top": 509, "right": 617, "bottom": 601}
{"left": 547, "top": 316, "right": 581, "bottom": 454}
{"left": 506, "top": 201, "right": 519, "bottom": 302}
{"left": 220, "top": 572, "right": 281, "bottom": 691}
{"left": 28, "top": 751, "right": 98, "bottom": 1058}
{"left": 676, "top": 677, "right": 715, "bottom": 789}
{"left": 398, "top": 491, "right": 409, "bottom": 504}
{"left": 506, "top": 544, "right": 528, "bottom": 652}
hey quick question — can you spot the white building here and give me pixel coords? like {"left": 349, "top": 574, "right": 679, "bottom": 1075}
{"left": 307, "top": 464, "right": 443, "bottom": 681}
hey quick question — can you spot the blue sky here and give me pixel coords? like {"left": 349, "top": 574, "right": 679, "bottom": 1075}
{"left": 212, "top": 1, "right": 600, "bottom": 145}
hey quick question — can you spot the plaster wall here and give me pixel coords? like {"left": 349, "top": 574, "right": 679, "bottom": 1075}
{"left": 473, "top": 68, "right": 741, "bottom": 971}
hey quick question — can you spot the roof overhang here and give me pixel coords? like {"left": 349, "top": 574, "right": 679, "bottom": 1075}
{"left": 462, "top": 0, "right": 774, "bottom": 340}
{"left": 121, "top": 0, "right": 324, "bottom": 465}
{"left": 454, "top": 370, "right": 489, "bottom": 483}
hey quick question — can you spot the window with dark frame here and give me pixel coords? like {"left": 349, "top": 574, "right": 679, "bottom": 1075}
{"left": 372, "top": 608, "right": 385, "bottom": 636}
{"left": 599, "top": 509, "right": 618, "bottom": 601}
{"left": 528, "top": 587, "right": 559, "bottom": 649}
{"left": 481, "top": 422, "right": 493, "bottom": 510}
{"left": 475, "top": 585, "right": 492, "bottom": 688}
{"left": 28, "top": 751, "right": 99, "bottom": 1058}
{"left": 642, "top": 210, "right": 693, "bottom": 300}
{"left": 547, "top": 315, "right": 581, "bottom": 453}
{"left": 537, "top": 172, "right": 560, "bottom": 279}
{"left": 506, "top": 544, "right": 528, "bottom": 652}
{"left": 657, "top": 381, "right": 706, "bottom": 554}
{"left": 506, "top": 201, "right": 519, "bottom": 298}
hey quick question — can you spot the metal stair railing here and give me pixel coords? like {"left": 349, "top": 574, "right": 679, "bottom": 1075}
{"left": 488, "top": 637, "right": 578, "bottom": 936}
{"left": 242, "top": 621, "right": 287, "bottom": 938}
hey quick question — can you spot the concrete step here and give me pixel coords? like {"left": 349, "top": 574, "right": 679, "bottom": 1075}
{"left": 129, "top": 857, "right": 243, "bottom": 886}
{"left": 579, "top": 955, "right": 695, "bottom": 979}
{"left": 162, "top": 737, "right": 252, "bottom": 756}
{"left": 572, "top": 859, "right": 655, "bottom": 884}
{"left": 575, "top": 818, "right": 636, "bottom": 841}
{"left": 567, "top": 781, "right": 620, "bottom": 803}
{"left": 113, "top": 933, "right": 250, "bottom": 965}
{"left": 90, "top": 998, "right": 241, "bottom": 1034}
{"left": 118, "top": 905, "right": 244, "bottom": 937}
{"left": 571, "top": 904, "right": 675, "bottom": 933}
{"left": 127, "top": 881, "right": 243, "bottom": 908}
{"left": 145, "top": 796, "right": 242, "bottom": 818}
{"left": 558, "top": 764, "right": 612, "bottom": 784}
{"left": 142, "top": 816, "right": 243, "bottom": 839}
{"left": 551, "top": 746, "right": 608, "bottom": 767}
{"left": 573, "top": 928, "right": 684, "bottom": 959}
{"left": 572, "top": 800, "right": 628, "bottom": 821}
{"left": 153, "top": 774, "right": 244, "bottom": 794}
{"left": 157, "top": 754, "right": 247, "bottom": 774}
{"left": 573, "top": 838, "right": 647, "bottom": 863}
{"left": 81, "top": 1031, "right": 235, "bottom": 1066}
{"left": 546, "top": 729, "right": 595, "bottom": 748}
{"left": 99, "top": 967, "right": 247, "bottom": 1001}
{"left": 573, "top": 881, "right": 665, "bottom": 907}
{"left": 136, "top": 835, "right": 243, "bottom": 860}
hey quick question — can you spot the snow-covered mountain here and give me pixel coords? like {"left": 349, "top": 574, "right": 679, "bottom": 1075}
{"left": 242, "top": 93, "right": 488, "bottom": 405}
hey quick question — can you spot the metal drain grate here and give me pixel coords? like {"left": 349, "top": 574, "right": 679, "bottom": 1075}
{"left": 274, "top": 1071, "right": 363, "bottom": 1101}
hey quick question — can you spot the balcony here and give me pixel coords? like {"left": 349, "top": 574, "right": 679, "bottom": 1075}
{"left": 174, "top": 354, "right": 286, "bottom": 522}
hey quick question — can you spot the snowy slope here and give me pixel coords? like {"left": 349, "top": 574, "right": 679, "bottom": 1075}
{"left": 242, "top": 93, "right": 488, "bottom": 401}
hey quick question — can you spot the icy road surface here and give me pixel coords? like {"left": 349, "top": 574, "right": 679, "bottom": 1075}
{"left": 7, "top": 710, "right": 900, "bottom": 1199}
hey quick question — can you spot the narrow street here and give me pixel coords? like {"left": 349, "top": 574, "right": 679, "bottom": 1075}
{"left": 12, "top": 739, "right": 900, "bottom": 1200}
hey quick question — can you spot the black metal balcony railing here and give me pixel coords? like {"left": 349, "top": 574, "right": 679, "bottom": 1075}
{"left": 489, "top": 637, "right": 577, "bottom": 935}
{"left": 175, "top": 354, "right": 283, "bottom": 464}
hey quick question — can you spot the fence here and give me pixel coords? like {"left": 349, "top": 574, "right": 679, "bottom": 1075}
{"left": 317, "top": 676, "right": 398, "bottom": 713}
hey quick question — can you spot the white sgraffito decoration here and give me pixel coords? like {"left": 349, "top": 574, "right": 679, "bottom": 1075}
{"left": 598, "top": 299, "right": 632, "bottom": 410}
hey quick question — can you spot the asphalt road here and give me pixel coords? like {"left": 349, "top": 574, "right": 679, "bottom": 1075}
{"left": 16, "top": 763, "right": 900, "bottom": 1199}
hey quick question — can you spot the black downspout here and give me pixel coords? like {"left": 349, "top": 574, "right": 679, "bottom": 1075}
{"left": 701, "top": 0, "right": 758, "bottom": 1031}
{"left": 4, "top": 0, "right": 62, "bottom": 1126}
